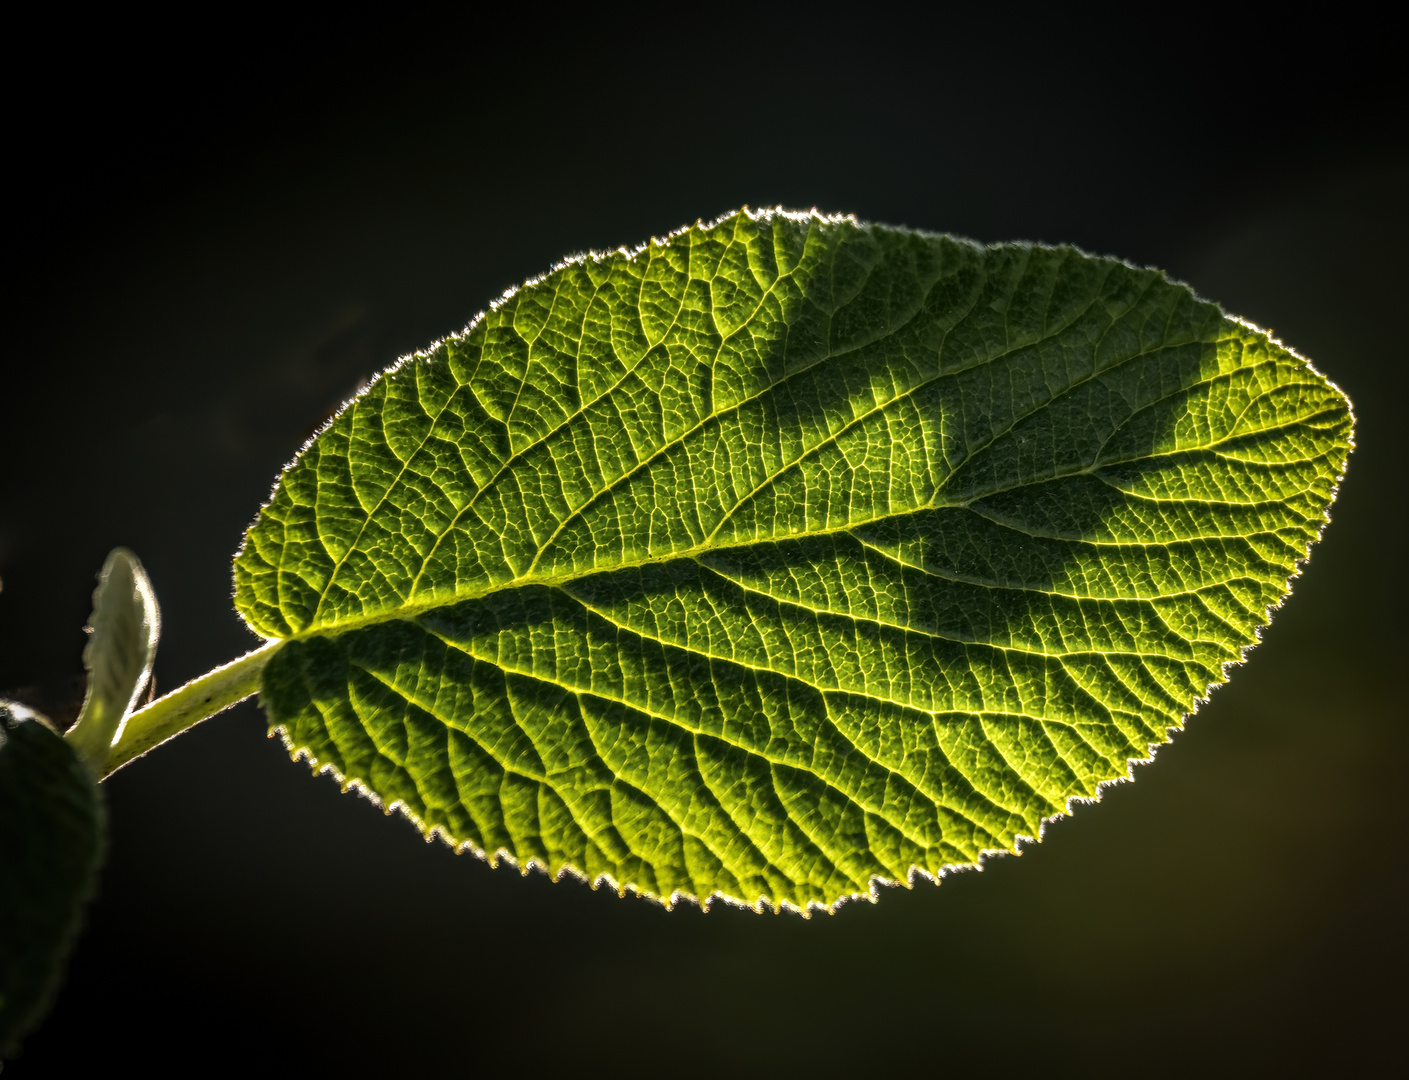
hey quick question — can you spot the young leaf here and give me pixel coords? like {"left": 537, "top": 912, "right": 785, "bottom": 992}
{"left": 234, "top": 209, "right": 1352, "bottom": 912}
{"left": 65, "top": 548, "right": 160, "bottom": 776}
{"left": 0, "top": 703, "right": 104, "bottom": 1057}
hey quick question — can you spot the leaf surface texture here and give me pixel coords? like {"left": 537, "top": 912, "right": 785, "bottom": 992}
{"left": 65, "top": 547, "right": 160, "bottom": 775}
{"left": 235, "top": 210, "right": 1352, "bottom": 911}
{"left": 0, "top": 704, "right": 104, "bottom": 1055}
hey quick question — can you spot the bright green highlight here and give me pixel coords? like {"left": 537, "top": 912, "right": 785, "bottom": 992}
{"left": 235, "top": 209, "right": 1351, "bottom": 912}
{"left": 65, "top": 547, "right": 160, "bottom": 776}
{"left": 104, "top": 642, "right": 277, "bottom": 778}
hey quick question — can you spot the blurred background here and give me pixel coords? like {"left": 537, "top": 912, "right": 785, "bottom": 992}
{"left": 3, "top": 6, "right": 1404, "bottom": 1074}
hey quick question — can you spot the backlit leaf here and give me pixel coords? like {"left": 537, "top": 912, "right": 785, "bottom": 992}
{"left": 235, "top": 209, "right": 1352, "bottom": 912}
{"left": 65, "top": 547, "right": 160, "bottom": 776}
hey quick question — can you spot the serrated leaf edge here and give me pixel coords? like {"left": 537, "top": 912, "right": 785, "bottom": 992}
{"left": 246, "top": 216, "right": 1354, "bottom": 916}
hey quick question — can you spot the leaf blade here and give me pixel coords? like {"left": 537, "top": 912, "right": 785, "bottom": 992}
{"left": 236, "top": 210, "right": 1352, "bottom": 911}
{"left": 65, "top": 547, "right": 160, "bottom": 776}
{"left": 0, "top": 703, "right": 104, "bottom": 1057}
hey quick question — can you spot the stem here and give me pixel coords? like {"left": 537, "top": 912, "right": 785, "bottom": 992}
{"left": 102, "top": 640, "right": 283, "bottom": 779}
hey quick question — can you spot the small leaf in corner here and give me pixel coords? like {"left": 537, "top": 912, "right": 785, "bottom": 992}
{"left": 0, "top": 702, "right": 105, "bottom": 1060}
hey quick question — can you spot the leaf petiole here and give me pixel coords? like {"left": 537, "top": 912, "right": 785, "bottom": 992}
{"left": 102, "top": 640, "right": 283, "bottom": 780}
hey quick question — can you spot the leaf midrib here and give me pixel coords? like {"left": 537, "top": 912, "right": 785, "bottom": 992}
{"left": 274, "top": 366, "right": 1309, "bottom": 648}
{"left": 277, "top": 252, "right": 1313, "bottom": 648}
{"left": 403, "top": 238, "right": 969, "bottom": 597}
{"left": 514, "top": 258, "right": 1122, "bottom": 579}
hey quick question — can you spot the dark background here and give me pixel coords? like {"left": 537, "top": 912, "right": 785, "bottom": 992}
{"left": 4, "top": 7, "right": 1404, "bottom": 1075}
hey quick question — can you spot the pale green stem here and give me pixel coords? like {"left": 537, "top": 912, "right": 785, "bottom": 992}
{"left": 102, "top": 640, "right": 283, "bottom": 779}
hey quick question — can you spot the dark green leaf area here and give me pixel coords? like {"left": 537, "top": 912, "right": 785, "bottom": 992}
{"left": 244, "top": 211, "right": 1352, "bottom": 911}
{"left": 0, "top": 704, "right": 104, "bottom": 1057}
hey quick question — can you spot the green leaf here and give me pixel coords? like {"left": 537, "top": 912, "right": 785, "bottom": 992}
{"left": 235, "top": 209, "right": 1352, "bottom": 912}
{"left": 0, "top": 702, "right": 104, "bottom": 1057}
{"left": 65, "top": 547, "right": 161, "bottom": 776}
